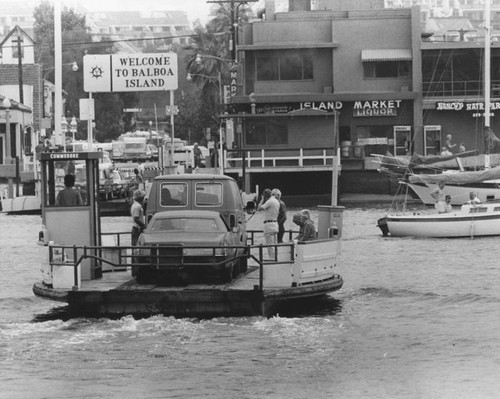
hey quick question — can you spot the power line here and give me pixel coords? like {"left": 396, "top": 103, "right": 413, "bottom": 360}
{"left": 22, "top": 31, "right": 226, "bottom": 49}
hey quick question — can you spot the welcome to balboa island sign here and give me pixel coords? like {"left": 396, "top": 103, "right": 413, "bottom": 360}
{"left": 83, "top": 53, "right": 178, "bottom": 93}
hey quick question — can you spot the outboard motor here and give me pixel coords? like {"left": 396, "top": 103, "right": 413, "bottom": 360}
{"left": 377, "top": 216, "right": 389, "bottom": 237}
{"left": 245, "top": 200, "right": 256, "bottom": 215}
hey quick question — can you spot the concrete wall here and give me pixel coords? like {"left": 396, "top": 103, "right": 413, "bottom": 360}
{"left": 332, "top": 11, "right": 413, "bottom": 93}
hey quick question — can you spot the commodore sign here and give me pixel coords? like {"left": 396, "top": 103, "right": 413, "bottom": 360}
{"left": 83, "top": 53, "right": 178, "bottom": 93}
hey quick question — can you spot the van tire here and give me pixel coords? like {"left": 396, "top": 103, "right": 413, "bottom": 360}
{"left": 221, "top": 265, "right": 233, "bottom": 283}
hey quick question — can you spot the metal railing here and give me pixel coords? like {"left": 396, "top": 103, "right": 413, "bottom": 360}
{"left": 47, "top": 234, "right": 300, "bottom": 291}
{"left": 223, "top": 147, "right": 335, "bottom": 169}
{"left": 422, "top": 80, "right": 500, "bottom": 97}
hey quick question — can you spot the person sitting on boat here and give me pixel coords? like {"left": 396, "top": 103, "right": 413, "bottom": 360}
{"left": 56, "top": 174, "right": 83, "bottom": 206}
{"left": 430, "top": 182, "right": 446, "bottom": 213}
{"left": 440, "top": 147, "right": 452, "bottom": 156}
{"left": 293, "top": 210, "right": 317, "bottom": 242}
{"left": 442, "top": 195, "right": 452, "bottom": 213}
{"left": 445, "top": 134, "right": 456, "bottom": 152}
{"left": 467, "top": 191, "right": 481, "bottom": 205}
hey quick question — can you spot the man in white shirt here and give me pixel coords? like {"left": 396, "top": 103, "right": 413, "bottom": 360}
{"left": 430, "top": 182, "right": 446, "bottom": 212}
{"left": 131, "top": 190, "right": 146, "bottom": 245}
{"left": 258, "top": 188, "right": 280, "bottom": 259}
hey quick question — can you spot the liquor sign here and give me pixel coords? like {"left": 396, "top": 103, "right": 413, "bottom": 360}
{"left": 83, "top": 53, "right": 178, "bottom": 93}
{"left": 353, "top": 100, "right": 401, "bottom": 117}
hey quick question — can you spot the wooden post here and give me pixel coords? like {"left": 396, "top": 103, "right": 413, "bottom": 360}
{"left": 331, "top": 110, "right": 340, "bottom": 206}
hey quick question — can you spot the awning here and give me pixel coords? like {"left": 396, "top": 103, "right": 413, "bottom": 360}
{"left": 361, "top": 49, "right": 412, "bottom": 62}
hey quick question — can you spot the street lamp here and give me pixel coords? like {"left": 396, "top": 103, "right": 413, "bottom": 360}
{"left": 70, "top": 116, "right": 77, "bottom": 144}
{"left": 186, "top": 72, "right": 223, "bottom": 102}
{"left": 42, "top": 61, "right": 79, "bottom": 146}
{"left": 61, "top": 116, "right": 68, "bottom": 151}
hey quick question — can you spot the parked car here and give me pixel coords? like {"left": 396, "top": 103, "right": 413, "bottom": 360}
{"left": 133, "top": 210, "right": 247, "bottom": 285}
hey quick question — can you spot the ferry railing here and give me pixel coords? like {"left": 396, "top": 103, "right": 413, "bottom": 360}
{"left": 46, "top": 239, "right": 301, "bottom": 291}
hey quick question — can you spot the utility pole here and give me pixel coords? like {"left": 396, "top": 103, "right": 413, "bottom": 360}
{"left": 207, "top": 0, "right": 258, "bottom": 62}
{"left": 14, "top": 27, "right": 24, "bottom": 105}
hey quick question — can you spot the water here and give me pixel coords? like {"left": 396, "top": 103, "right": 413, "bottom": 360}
{"left": 2, "top": 205, "right": 500, "bottom": 398}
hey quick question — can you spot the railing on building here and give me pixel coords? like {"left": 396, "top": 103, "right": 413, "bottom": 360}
{"left": 422, "top": 80, "right": 500, "bottom": 97}
{"left": 223, "top": 147, "right": 336, "bottom": 169}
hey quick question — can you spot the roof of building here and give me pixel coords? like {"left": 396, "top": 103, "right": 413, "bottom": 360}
{"left": 0, "top": 25, "right": 34, "bottom": 48}
{"left": 87, "top": 10, "right": 190, "bottom": 28}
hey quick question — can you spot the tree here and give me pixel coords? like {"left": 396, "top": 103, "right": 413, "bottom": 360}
{"left": 183, "top": 4, "right": 253, "bottom": 140}
{"left": 33, "top": 2, "right": 130, "bottom": 142}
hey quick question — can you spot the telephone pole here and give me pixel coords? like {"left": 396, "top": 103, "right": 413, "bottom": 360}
{"left": 207, "top": 0, "right": 258, "bottom": 62}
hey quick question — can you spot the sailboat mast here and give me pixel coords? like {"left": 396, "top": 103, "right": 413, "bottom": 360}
{"left": 485, "top": 0, "right": 491, "bottom": 130}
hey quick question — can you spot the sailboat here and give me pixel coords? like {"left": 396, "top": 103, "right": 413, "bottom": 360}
{"left": 378, "top": 1, "right": 500, "bottom": 238}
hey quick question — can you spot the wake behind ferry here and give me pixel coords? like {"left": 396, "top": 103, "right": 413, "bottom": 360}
{"left": 32, "top": 152, "right": 344, "bottom": 318}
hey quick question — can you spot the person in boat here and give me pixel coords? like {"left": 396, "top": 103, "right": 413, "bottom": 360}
{"left": 56, "top": 174, "right": 83, "bottom": 206}
{"left": 467, "top": 191, "right": 481, "bottom": 205}
{"left": 430, "top": 182, "right": 446, "bottom": 213}
{"left": 442, "top": 195, "right": 452, "bottom": 213}
{"left": 258, "top": 188, "right": 280, "bottom": 258}
{"left": 293, "top": 210, "right": 317, "bottom": 241}
{"left": 459, "top": 143, "right": 466, "bottom": 153}
{"left": 445, "top": 134, "right": 456, "bottom": 152}
{"left": 440, "top": 147, "right": 452, "bottom": 156}
{"left": 272, "top": 188, "right": 287, "bottom": 243}
{"left": 131, "top": 190, "right": 146, "bottom": 246}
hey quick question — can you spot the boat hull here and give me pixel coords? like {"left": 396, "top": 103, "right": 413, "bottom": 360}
{"left": 386, "top": 205, "right": 500, "bottom": 237}
{"left": 1, "top": 195, "right": 41, "bottom": 214}
{"left": 33, "top": 272, "right": 343, "bottom": 318}
{"left": 1, "top": 195, "right": 130, "bottom": 216}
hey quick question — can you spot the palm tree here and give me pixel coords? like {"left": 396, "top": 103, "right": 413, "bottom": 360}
{"left": 185, "top": 3, "right": 253, "bottom": 107}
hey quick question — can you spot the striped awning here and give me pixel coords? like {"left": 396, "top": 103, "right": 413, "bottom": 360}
{"left": 361, "top": 49, "right": 412, "bottom": 62}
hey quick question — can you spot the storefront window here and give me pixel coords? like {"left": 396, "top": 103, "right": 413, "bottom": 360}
{"left": 245, "top": 119, "right": 288, "bottom": 146}
{"left": 364, "top": 61, "right": 411, "bottom": 78}
{"left": 256, "top": 51, "right": 313, "bottom": 81}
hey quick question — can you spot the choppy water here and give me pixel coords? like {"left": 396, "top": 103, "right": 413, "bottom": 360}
{"left": 2, "top": 204, "right": 500, "bottom": 399}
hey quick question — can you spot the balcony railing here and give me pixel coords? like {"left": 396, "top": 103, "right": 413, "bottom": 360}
{"left": 223, "top": 147, "right": 336, "bottom": 169}
{"left": 422, "top": 80, "right": 500, "bottom": 97}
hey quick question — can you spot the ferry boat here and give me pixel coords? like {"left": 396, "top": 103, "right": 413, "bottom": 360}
{"left": 32, "top": 152, "right": 344, "bottom": 318}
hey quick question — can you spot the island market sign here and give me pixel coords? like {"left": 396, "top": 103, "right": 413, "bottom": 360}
{"left": 83, "top": 53, "right": 178, "bottom": 93}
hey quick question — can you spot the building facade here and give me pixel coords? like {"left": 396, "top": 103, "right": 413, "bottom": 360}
{"left": 227, "top": 0, "right": 420, "bottom": 195}
{"left": 224, "top": 0, "right": 498, "bottom": 197}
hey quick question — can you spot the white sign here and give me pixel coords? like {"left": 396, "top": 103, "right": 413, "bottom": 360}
{"left": 79, "top": 98, "right": 95, "bottom": 120}
{"left": 83, "top": 53, "right": 178, "bottom": 93}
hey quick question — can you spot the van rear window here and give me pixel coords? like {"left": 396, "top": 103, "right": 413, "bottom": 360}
{"left": 195, "top": 182, "right": 223, "bottom": 206}
{"left": 160, "top": 183, "right": 187, "bottom": 206}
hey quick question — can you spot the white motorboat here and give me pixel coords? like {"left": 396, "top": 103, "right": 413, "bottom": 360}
{"left": 380, "top": 201, "right": 500, "bottom": 238}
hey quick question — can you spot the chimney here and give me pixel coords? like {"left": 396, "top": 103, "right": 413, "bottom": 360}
{"left": 264, "top": 0, "right": 276, "bottom": 20}
{"left": 289, "top": 0, "right": 311, "bottom": 11}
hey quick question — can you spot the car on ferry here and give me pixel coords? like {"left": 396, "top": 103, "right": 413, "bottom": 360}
{"left": 134, "top": 210, "right": 247, "bottom": 284}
